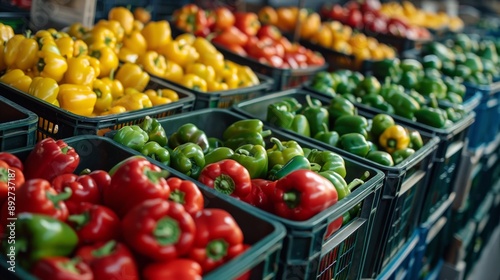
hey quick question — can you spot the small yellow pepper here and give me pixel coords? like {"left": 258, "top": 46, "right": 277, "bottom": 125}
{"left": 163, "top": 60, "right": 184, "bottom": 84}
{"left": 118, "top": 47, "right": 139, "bottom": 64}
{"left": 95, "top": 19, "right": 125, "bottom": 43}
{"left": 207, "top": 80, "right": 229, "bottom": 91}
{"left": 0, "top": 69, "right": 33, "bottom": 93}
{"left": 180, "top": 74, "right": 207, "bottom": 92}
{"left": 84, "top": 26, "right": 117, "bottom": 50}
{"left": 185, "top": 63, "right": 215, "bottom": 82}
{"left": 191, "top": 37, "right": 219, "bottom": 55}
{"left": 99, "top": 105, "right": 127, "bottom": 116}
{"left": 141, "top": 20, "right": 171, "bottom": 51}
{"left": 101, "top": 71, "right": 125, "bottom": 99}
{"left": 113, "top": 88, "right": 152, "bottom": 111}
{"left": 28, "top": 77, "right": 59, "bottom": 104}
{"left": 38, "top": 37, "right": 62, "bottom": 56}
{"left": 92, "top": 79, "right": 113, "bottom": 113}
{"left": 219, "top": 71, "right": 239, "bottom": 89}
{"left": 133, "top": 20, "right": 144, "bottom": 32}
{"left": 122, "top": 30, "right": 147, "bottom": 55}
{"left": 114, "top": 62, "right": 150, "bottom": 92}
{"left": 237, "top": 65, "right": 260, "bottom": 87}
{"left": 35, "top": 52, "right": 68, "bottom": 83}
{"left": 379, "top": 124, "right": 410, "bottom": 154}
{"left": 108, "top": 6, "right": 135, "bottom": 35}
{"left": 73, "top": 40, "right": 89, "bottom": 57}
{"left": 175, "top": 33, "right": 196, "bottom": 46}
{"left": 159, "top": 40, "right": 190, "bottom": 67}
{"left": 137, "top": 51, "right": 168, "bottom": 78}
{"left": 58, "top": 84, "right": 97, "bottom": 116}
{"left": 89, "top": 45, "right": 119, "bottom": 78}
{"left": 68, "top": 22, "right": 89, "bottom": 40}
{"left": 199, "top": 51, "right": 225, "bottom": 75}
{"left": 63, "top": 56, "right": 97, "bottom": 86}
{"left": 144, "top": 89, "right": 173, "bottom": 106}
{"left": 4, "top": 34, "right": 38, "bottom": 71}
{"left": 0, "top": 23, "right": 14, "bottom": 42}
{"left": 56, "top": 37, "right": 75, "bottom": 59}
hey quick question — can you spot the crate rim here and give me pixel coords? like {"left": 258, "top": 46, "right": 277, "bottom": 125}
{"left": 376, "top": 230, "right": 420, "bottom": 280}
{"left": 0, "top": 94, "right": 38, "bottom": 128}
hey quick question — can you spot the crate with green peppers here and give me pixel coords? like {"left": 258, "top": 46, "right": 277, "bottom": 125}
{"left": 232, "top": 89, "right": 442, "bottom": 278}
{"left": 304, "top": 64, "right": 476, "bottom": 226}
{"left": 106, "top": 109, "right": 384, "bottom": 280}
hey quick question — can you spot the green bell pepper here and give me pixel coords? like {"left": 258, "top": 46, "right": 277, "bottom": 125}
{"left": 414, "top": 107, "right": 448, "bottom": 128}
{"left": 314, "top": 123, "right": 339, "bottom": 147}
{"left": 445, "top": 92, "right": 463, "bottom": 104}
{"left": 370, "top": 113, "right": 395, "bottom": 142}
{"left": 224, "top": 130, "right": 271, "bottom": 151}
{"left": 204, "top": 147, "right": 234, "bottom": 165}
{"left": 366, "top": 150, "right": 394, "bottom": 166}
{"left": 222, "top": 119, "right": 267, "bottom": 141}
{"left": 207, "top": 137, "right": 224, "bottom": 154}
{"left": 355, "top": 75, "right": 381, "bottom": 97}
{"left": 113, "top": 125, "right": 149, "bottom": 151}
{"left": 422, "top": 54, "right": 442, "bottom": 70}
{"left": 399, "top": 71, "right": 419, "bottom": 90}
{"left": 171, "top": 143, "right": 205, "bottom": 179}
{"left": 266, "top": 137, "right": 304, "bottom": 169}
{"left": 443, "top": 76, "right": 466, "bottom": 98}
{"left": 361, "top": 94, "right": 394, "bottom": 114}
{"left": 408, "top": 89, "right": 427, "bottom": 107}
{"left": 169, "top": 123, "right": 210, "bottom": 154}
{"left": 408, "top": 130, "right": 424, "bottom": 150}
{"left": 311, "top": 71, "right": 335, "bottom": 88}
{"left": 319, "top": 170, "right": 349, "bottom": 200}
{"left": 379, "top": 78, "right": 405, "bottom": 100}
{"left": 140, "top": 141, "right": 171, "bottom": 166}
{"left": 3, "top": 213, "right": 78, "bottom": 268}
{"left": 307, "top": 149, "right": 346, "bottom": 178}
{"left": 338, "top": 133, "right": 371, "bottom": 158}
{"left": 453, "top": 64, "right": 472, "bottom": 79}
{"left": 302, "top": 95, "right": 330, "bottom": 137}
{"left": 463, "top": 52, "right": 484, "bottom": 73}
{"left": 290, "top": 114, "right": 311, "bottom": 137}
{"left": 446, "top": 107, "right": 464, "bottom": 122}
{"left": 441, "top": 61, "right": 456, "bottom": 77}
{"left": 231, "top": 144, "right": 268, "bottom": 179}
{"left": 268, "top": 155, "right": 310, "bottom": 180}
{"left": 386, "top": 91, "right": 421, "bottom": 120}
{"left": 400, "top": 58, "right": 424, "bottom": 73}
{"left": 417, "top": 77, "right": 448, "bottom": 99}
{"left": 328, "top": 95, "right": 356, "bottom": 123}
{"left": 372, "top": 58, "right": 402, "bottom": 83}
{"left": 139, "top": 116, "right": 168, "bottom": 147}
{"left": 282, "top": 97, "right": 303, "bottom": 113}
{"left": 391, "top": 148, "right": 416, "bottom": 165}
{"left": 334, "top": 115, "right": 369, "bottom": 138}
{"left": 267, "top": 101, "right": 295, "bottom": 129}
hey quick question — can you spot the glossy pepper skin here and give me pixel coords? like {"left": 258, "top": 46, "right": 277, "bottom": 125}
{"left": 268, "top": 155, "right": 311, "bottom": 181}
{"left": 231, "top": 144, "right": 268, "bottom": 179}
{"left": 171, "top": 143, "right": 206, "bottom": 179}
{"left": 204, "top": 147, "right": 235, "bottom": 166}
{"left": 379, "top": 125, "right": 410, "bottom": 154}
{"left": 0, "top": 152, "right": 23, "bottom": 171}
{"left": 370, "top": 114, "right": 395, "bottom": 143}
{"left": 115, "top": 62, "right": 150, "bottom": 92}
{"left": 167, "top": 177, "right": 204, "bottom": 216}
{"left": 139, "top": 116, "right": 168, "bottom": 147}
{"left": 267, "top": 101, "right": 296, "bottom": 129}
{"left": 302, "top": 95, "right": 330, "bottom": 137}
{"left": 386, "top": 90, "right": 421, "bottom": 120}
{"left": 121, "top": 199, "right": 196, "bottom": 261}
{"left": 408, "top": 130, "right": 424, "bottom": 150}
{"left": 189, "top": 208, "right": 245, "bottom": 273}
{"left": 31, "top": 257, "right": 93, "bottom": 280}
{"left": 23, "top": 138, "right": 80, "bottom": 181}
{"left": 112, "top": 88, "right": 152, "bottom": 111}
{"left": 92, "top": 79, "right": 113, "bottom": 113}
{"left": 366, "top": 151, "right": 395, "bottom": 166}
{"left": 314, "top": 123, "right": 339, "bottom": 147}
{"left": 224, "top": 129, "right": 272, "bottom": 151}
{"left": 138, "top": 50, "right": 168, "bottom": 78}
{"left": 307, "top": 149, "right": 346, "bottom": 178}
{"left": 76, "top": 240, "right": 139, "bottom": 280}
{"left": 319, "top": 171, "right": 348, "bottom": 200}
{"left": 243, "top": 179, "right": 276, "bottom": 212}
{"left": 143, "top": 259, "right": 202, "bottom": 280}
{"left": 4, "top": 34, "right": 38, "bottom": 71}
{"left": 338, "top": 133, "right": 371, "bottom": 158}
{"left": 63, "top": 56, "right": 97, "bottom": 86}
{"left": 199, "top": 159, "right": 252, "bottom": 200}
{"left": 267, "top": 137, "right": 304, "bottom": 169}
{"left": 2, "top": 213, "right": 78, "bottom": 269}
{"left": 328, "top": 95, "right": 356, "bottom": 123}
{"left": 51, "top": 173, "right": 101, "bottom": 212}
{"left": 103, "top": 156, "right": 170, "bottom": 218}
{"left": 392, "top": 148, "right": 416, "bottom": 165}
{"left": 113, "top": 125, "right": 149, "bottom": 151}
{"left": 58, "top": 84, "right": 97, "bottom": 116}
{"left": 414, "top": 107, "right": 448, "bottom": 128}
{"left": 169, "top": 123, "right": 210, "bottom": 154}
{"left": 0, "top": 160, "right": 24, "bottom": 205}
{"left": 36, "top": 52, "right": 68, "bottom": 83}
{"left": 223, "top": 119, "right": 266, "bottom": 141}
{"left": 140, "top": 142, "right": 171, "bottom": 166}
{"left": 273, "top": 169, "right": 338, "bottom": 221}
{"left": 334, "top": 115, "right": 369, "bottom": 139}
{"left": 28, "top": 77, "right": 59, "bottom": 105}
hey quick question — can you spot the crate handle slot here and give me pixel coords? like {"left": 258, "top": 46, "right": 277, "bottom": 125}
{"left": 399, "top": 170, "right": 426, "bottom": 196}
{"left": 320, "top": 218, "right": 366, "bottom": 255}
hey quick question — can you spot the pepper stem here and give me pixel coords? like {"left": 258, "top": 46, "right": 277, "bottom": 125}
{"left": 61, "top": 146, "right": 69, "bottom": 154}
{"left": 67, "top": 212, "right": 90, "bottom": 229}
{"left": 283, "top": 189, "right": 301, "bottom": 209}
{"left": 360, "top": 171, "right": 370, "bottom": 181}
{"left": 92, "top": 240, "right": 116, "bottom": 257}
{"left": 79, "top": 168, "right": 91, "bottom": 175}
{"left": 235, "top": 148, "right": 250, "bottom": 156}
{"left": 0, "top": 168, "right": 8, "bottom": 183}
{"left": 387, "top": 139, "right": 397, "bottom": 148}
{"left": 57, "top": 258, "right": 81, "bottom": 274}
{"left": 154, "top": 217, "right": 181, "bottom": 246}
{"left": 322, "top": 122, "right": 329, "bottom": 133}
{"left": 306, "top": 94, "right": 314, "bottom": 107}
{"left": 347, "top": 178, "right": 365, "bottom": 192}
{"left": 169, "top": 189, "right": 186, "bottom": 205}
{"left": 46, "top": 187, "right": 72, "bottom": 206}
{"left": 270, "top": 137, "right": 285, "bottom": 151}
{"left": 206, "top": 239, "right": 229, "bottom": 261}
{"left": 214, "top": 174, "right": 236, "bottom": 195}
{"left": 260, "top": 130, "right": 272, "bottom": 138}
{"left": 145, "top": 168, "right": 169, "bottom": 184}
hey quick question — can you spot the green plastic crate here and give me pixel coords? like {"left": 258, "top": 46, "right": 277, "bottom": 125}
{"left": 0, "top": 135, "right": 286, "bottom": 280}
{"left": 117, "top": 109, "right": 384, "bottom": 280}
{"left": 0, "top": 76, "right": 195, "bottom": 141}
{"left": 0, "top": 95, "right": 37, "bottom": 151}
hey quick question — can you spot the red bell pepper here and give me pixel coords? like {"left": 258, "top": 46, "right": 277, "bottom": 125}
{"left": 0, "top": 159, "right": 24, "bottom": 205}
{"left": 121, "top": 199, "right": 196, "bottom": 261}
{"left": 67, "top": 202, "right": 120, "bottom": 246}
{"left": 167, "top": 177, "right": 204, "bottom": 216}
{"left": 80, "top": 168, "right": 111, "bottom": 193}
{"left": 324, "top": 216, "right": 344, "bottom": 240}
{"left": 23, "top": 138, "right": 80, "bottom": 181}
{"left": 198, "top": 159, "right": 252, "bottom": 200}
{"left": 0, "top": 152, "right": 24, "bottom": 170}
{"left": 51, "top": 174, "right": 100, "bottom": 213}
{"left": 31, "top": 257, "right": 93, "bottom": 280}
{"left": 143, "top": 259, "right": 202, "bottom": 280}
{"left": 273, "top": 169, "right": 338, "bottom": 221}
{"left": 211, "top": 26, "right": 249, "bottom": 47}
{"left": 256, "top": 25, "right": 282, "bottom": 41}
{"left": 243, "top": 179, "right": 276, "bottom": 212}
{"left": 103, "top": 156, "right": 170, "bottom": 217}
{"left": 76, "top": 240, "right": 139, "bottom": 280}
{"left": 173, "top": 4, "right": 210, "bottom": 36}
{"left": 189, "top": 208, "right": 244, "bottom": 273}
{"left": 234, "top": 12, "right": 261, "bottom": 36}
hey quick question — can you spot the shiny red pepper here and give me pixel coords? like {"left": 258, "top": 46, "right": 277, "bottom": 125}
{"left": 0, "top": 152, "right": 24, "bottom": 170}
{"left": 173, "top": 4, "right": 210, "bottom": 36}
{"left": 189, "top": 208, "right": 245, "bottom": 273}
{"left": 23, "top": 138, "right": 80, "bottom": 181}
{"left": 143, "top": 258, "right": 202, "bottom": 280}
{"left": 234, "top": 12, "right": 261, "bottom": 36}
{"left": 80, "top": 168, "right": 111, "bottom": 194}
{"left": 103, "top": 156, "right": 170, "bottom": 218}
{"left": 67, "top": 202, "right": 120, "bottom": 246}
{"left": 51, "top": 174, "right": 100, "bottom": 213}
{"left": 243, "top": 179, "right": 276, "bottom": 212}
{"left": 167, "top": 177, "right": 204, "bottom": 216}
{"left": 76, "top": 240, "right": 139, "bottom": 280}
{"left": 324, "top": 217, "right": 344, "bottom": 240}
{"left": 0, "top": 159, "right": 24, "bottom": 205}
{"left": 121, "top": 199, "right": 196, "bottom": 261}
{"left": 273, "top": 169, "right": 338, "bottom": 221}
{"left": 30, "top": 257, "right": 93, "bottom": 280}
{"left": 198, "top": 159, "right": 252, "bottom": 200}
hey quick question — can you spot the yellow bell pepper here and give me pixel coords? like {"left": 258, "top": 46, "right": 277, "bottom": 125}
{"left": 141, "top": 20, "right": 171, "bottom": 51}
{"left": 158, "top": 40, "right": 190, "bottom": 67}
{"left": 185, "top": 63, "right": 215, "bottom": 82}
{"left": 99, "top": 105, "right": 127, "bottom": 116}
{"left": 0, "top": 69, "right": 33, "bottom": 93}
{"left": 95, "top": 20, "right": 125, "bottom": 43}
{"left": 113, "top": 88, "right": 152, "bottom": 111}
{"left": 137, "top": 51, "right": 167, "bottom": 78}
{"left": 4, "top": 35, "right": 38, "bottom": 71}
{"left": 38, "top": 37, "right": 62, "bottom": 56}
{"left": 379, "top": 124, "right": 410, "bottom": 154}
{"left": 122, "top": 30, "right": 147, "bottom": 55}
{"left": 114, "top": 62, "right": 150, "bottom": 92}
{"left": 133, "top": 20, "right": 144, "bottom": 32}
{"left": 108, "top": 6, "right": 135, "bottom": 35}
{"left": 157, "top": 88, "right": 179, "bottom": 102}
{"left": 89, "top": 45, "right": 119, "bottom": 78}
{"left": 175, "top": 33, "right": 196, "bottom": 46}
{"left": 35, "top": 30, "right": 56, "bottom": 41}
{"left": 145, "top": 89, "right": 173, "bottom": 106}
{"left": 63, "top": 56, "right": 97, "bottom": 86}
{"left": 207, "top": 80, "right": 229, "bottom": 92}
{"left": 35, "top": 52, "right": 68, "bottom": 83}
{"left": 101, "top": 72, "right": 124, "bottom": 99}
{"left": 192, "top": 37, "right": 218, "bottom": 55}
{"left": 0, "top": 23, "right": 14, "bottom": 42}
{"left": 237, "top": 65, "right": 260, "bottom": 87}
{"left": 56, "top": 37, "right": 75, "bottom": 59}
{"left": 68, "top": 22, "right": 89, "bottom": 40}
{"left": 117, "top": 46, "right": 139, "bottom": 64}
{"left": 220, "top": 71, "right": 239, "bottom": 89}
{"left": 180, "top": 74, "right": 207, "bottom": 92}
{"left": 163, "top": 60, "right": 184, "bottom": 84}
{"left": 92, "top": 79, "right": 113, "bottom": 113}
{"left": 84, "top": 26, "right": 117, "bottom": 50}
{"left": 0, "top": 39, "right": 6, "bottom": 72}
{"left": 28, "top": 77, "right": 59, "bottom": 104}
{"left": 198, "top": 52, "right": 225, "bottom": 75}
{"left": 58, "top": 84, "right": 97, "bottom": 116}
{"left": 73, "top": 39, "right": 89, "bottom": 57}
{"left": 46, "top": 28, "right": 67, "bottom": 39}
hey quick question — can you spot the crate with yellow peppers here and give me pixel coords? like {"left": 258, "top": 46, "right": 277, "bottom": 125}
{"left": 0, "top": 8, "right": 196, "bottom": 140}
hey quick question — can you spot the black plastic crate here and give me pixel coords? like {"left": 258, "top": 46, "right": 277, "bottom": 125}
{"left": 375, "top": 230, "right": 420, "bottom": 280}
{"left": 0, "top": 135, "right": 286, "bottom": 280}
{"left": 0, "top": 76, "right": 195, "bottom": 140}
{"left": 0, "top": 95, "right": 37, "bottom": 151}
{"left": 0, "top": 3, "right": 30, "bottom": 34}
{"left": 125, "top": 109, "right": 384, "bottom": 280}
{"left": 231, "top": 89, "right": 440, "bottom": 278}
{"left": 95, "top": 0, "right": 182, "bottom": 22}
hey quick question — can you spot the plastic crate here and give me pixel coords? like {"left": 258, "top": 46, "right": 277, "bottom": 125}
{"left": 367, "top": 31, "right": 431, "bottom": 55}
{"left": 0, "top": 95, "right": 37, "bottom": 151}
{"left": 376, "top": 230, "right": 420, "bottom": 280}
{"left": 127, "top": 109, "right": 384, "bottom": 279}
{"left": 231, "top": 89, "right": 439, "bottom": 278}
{"left": 0, "top": 3, "right": 30, "bottom": 34}
{"left": 489, "top": 179, "right": 500, "bottom": 232}
{"left": 0, "top": 135, "right": 286, "bottom": 280}
{"left": 0, "top": 76, "right": 195, "bottom": 141}
{"left": 95, "top": 0, "right": 183, "bottom": 22}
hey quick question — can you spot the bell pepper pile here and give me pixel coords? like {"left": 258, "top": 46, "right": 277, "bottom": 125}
{"left": 0, "top": 7, "right": 188, "bottom": 117}
{"left": 0, "top": 139, "right": 250, "bottom": 279}
{"left": 310, "top": 67, "right": 467, "bottom": 128}
{"left": 266, "top": 95, "right": 426, "bottom": 166}
{"left": 172, "top": 4, "right": 326, "bottom": 69}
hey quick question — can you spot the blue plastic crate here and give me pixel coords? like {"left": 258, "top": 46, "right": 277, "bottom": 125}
{"left": 376, "top": 231, "right": 420, "bottom": 280}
